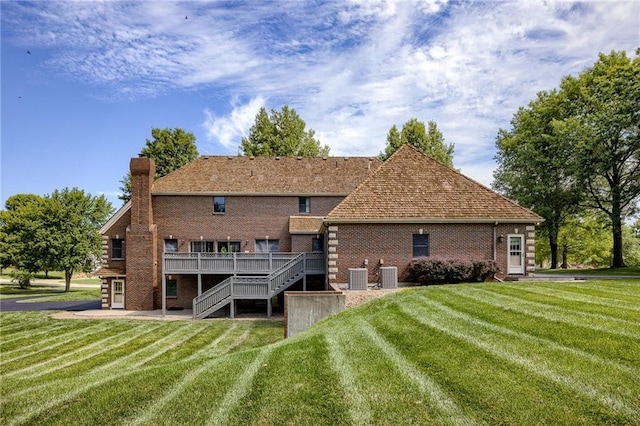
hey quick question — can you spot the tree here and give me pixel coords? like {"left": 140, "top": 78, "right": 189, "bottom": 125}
{"left": 556, "top": 50, "right": 640, "bottom": 268}
{"left": 0, "top": 194, "right": 49, "bottom": 276}
{"left": 43, "top": 188, "right": 112, "bottom": 291}
{"left": 0, "top": 189, "right": 111, "bottom": 291}
{"left": 493, "top": 89, "right": 582, "bottom": 269}
{"left": 379, "top": 118, "right": 454, "bottom": 166}
{"left": 240, "top": 105, "right": 330, "bottom": 157}
{"left": 119, "top": 127, "right": 198, "bottom": 202}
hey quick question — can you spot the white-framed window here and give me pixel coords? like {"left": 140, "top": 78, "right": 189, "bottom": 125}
{"left": 112, "top": 239, "right": 125, "bottom": 259}
{"left": 164, "top": 239, "right": 178, "bottom": 253}
{"left": 213, "top": 196, "right": 225, "bottom": 213}
{"left": 412, "top": 234, "right": 429, "bottom": 257}
{"left": 218, "top": 241, "right": 241, "bottom": 253}
{"left": 190, "top": 240, "right": 215, "bottom": 253}
{"left": 256, "top": 239, "right": 279, "bottom": 253}
{"left": 299, "top": 197, "right": 310, "bottom": 214}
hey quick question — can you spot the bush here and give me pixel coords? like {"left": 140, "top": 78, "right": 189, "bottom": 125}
{"left": 10, "top": 269, "right": 34, "bottom": 289}
{"left": 407, "top": 257, "right": 498, "bottom": 285}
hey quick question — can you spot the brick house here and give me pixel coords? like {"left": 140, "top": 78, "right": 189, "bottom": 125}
{"left": 97, "top": 145, "right": 541, "bottom": 317}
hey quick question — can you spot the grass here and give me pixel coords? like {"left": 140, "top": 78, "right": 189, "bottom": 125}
{"left": 536, "top": 266, "right": 640, "bottom": 276}
{"left": 0, "top": 268, "right": 101, "bottom": 284}
{"left": 0, "top": 284, "right": 101, "bottom": 302}
{"left": 1, "top": 279, "right": 638, "bottom": 425}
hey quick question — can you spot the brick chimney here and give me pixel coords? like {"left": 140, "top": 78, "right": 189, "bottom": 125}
{"left": 126, "top": 157, "right": 158, "bottom": 310}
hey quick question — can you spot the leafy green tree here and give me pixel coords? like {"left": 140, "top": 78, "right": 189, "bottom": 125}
{"left": 621, "top": 221, "right": 640, "bottom": 266}
{"left": 379, "top": 118, "right": 454, "bottom": 166}
{"left": 43, "top": 188, "right": 112, "bottom": 291}
{"left": 494, "top": 89, "right": 582, "bottom": 269}
{"left": 240, "top": 105, "right": 330, "bottom": 157}
{"left": 534, "top": 212, "right": 610, "bottom": 268}
{"left": 0, "top": 194, "right": 48, "bottom": 275}
{"left": 556, "top": 50, "right": 640, "bottom": 268}
{"left": 119, "top": 127, "right": 198, "bottom": 202}
{"left": 0, "top": 189, "right": 111, "bottom": 291}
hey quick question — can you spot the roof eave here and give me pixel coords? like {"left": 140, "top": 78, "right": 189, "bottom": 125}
{"left": 323, "top": 217, "right": 543, "bottom": 224}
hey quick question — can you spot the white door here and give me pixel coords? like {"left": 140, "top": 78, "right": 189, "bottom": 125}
{"left": 112, "top": 280, "right": 125, "bottom": 309}
{"left": 508, "top": 235, "right": 525, "bottom": 274}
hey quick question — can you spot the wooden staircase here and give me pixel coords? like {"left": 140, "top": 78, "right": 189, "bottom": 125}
{"left": 193, "top": 253, "right": 306, "bottom": 319}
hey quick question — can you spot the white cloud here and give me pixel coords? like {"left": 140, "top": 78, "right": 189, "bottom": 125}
{"left": 202, "top": 96, "right": 266, "bottom": 151}
{"left": 4, "top": 0, "right": 638, "bottom": 183}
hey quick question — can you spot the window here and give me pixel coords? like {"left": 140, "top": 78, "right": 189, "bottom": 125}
{"left": 256, "top": 239, "right": 280, "bottom": 253}
{"left": 413, "top": 234, "right": 430, "bottom": 257}
{"left": 312, "top": 236, "right": 324, "bottom": 252}
{"left": 218, "top": 241, "right": 241, "bottom": 253}
{"left": 213, "top": 196, "right": 225, "bottom": 213}
{"left": 190, "top": 241, "right": 215, "bottom": 252}
{"left": 164, "top": 239, "right": 178, "bottom": 253}
{"left": 166, "top": 279, "right": 177, "bottom": 298}
{"left": 112, "top": 239, "right": 125, "bottom": 259}
{"left": 299, "top": 197, "right": 310, "bottom": 214}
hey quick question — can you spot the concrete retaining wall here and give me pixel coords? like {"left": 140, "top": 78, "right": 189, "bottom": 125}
{"left": 284, "top": 288, "right": 345, "bottom": 338}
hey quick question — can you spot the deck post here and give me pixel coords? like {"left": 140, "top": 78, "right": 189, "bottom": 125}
{"left": 161, "top": 273, "right": 166, "bottom": 317}
{"left": 230, "top": 299, "right": 235, "bottom": 319}
{"left": 267, "top": 297, "right": 272, "bottom": 319}
{"left": 197, "top": 273, "right": 202, "bottom": 296}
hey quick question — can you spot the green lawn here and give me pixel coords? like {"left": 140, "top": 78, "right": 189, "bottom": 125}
{"left": 537, "top": 266, "right": 640, "bottom": 276}
{"left": 1, "top": 280, "right": 638, "bottom": 425}
{"left": 0, "top": 284, "right": 101, "bottom": 302}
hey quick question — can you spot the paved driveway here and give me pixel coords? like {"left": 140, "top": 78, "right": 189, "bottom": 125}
{"left": 0, "top": 296, "right": 101, "bottom": 312}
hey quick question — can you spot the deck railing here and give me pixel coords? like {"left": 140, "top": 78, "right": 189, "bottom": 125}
{"left": 164, "top": 252, "right": 325, "bottom": 274}
{"left": 192, "top": 253, "right": 309, "bottom": 318}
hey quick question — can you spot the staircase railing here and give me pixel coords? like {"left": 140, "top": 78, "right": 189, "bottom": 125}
{"left": 192, "top": 276, "right": 232, "bottom": 318}
{"left": 192, "top": 253, "right": 308, "bottom": 319}
{"left": 268, "top": 253, "right": 305, "bottom": 294}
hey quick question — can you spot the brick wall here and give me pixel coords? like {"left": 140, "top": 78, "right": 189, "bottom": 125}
{"left": 125, "top": 157, "right": 157, "bottom": 311}
{"left": 328, "top": 222, "right": 536, "bottom": 284}
{"left": 153, "top": 195, "right": 341, "bottom": 254}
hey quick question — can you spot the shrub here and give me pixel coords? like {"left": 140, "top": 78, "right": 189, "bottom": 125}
{"left": 10, "top": 269, "right": 34, "bottom": 289}
{"left": 407, "top": 257, "right": 498, "bottom": 285}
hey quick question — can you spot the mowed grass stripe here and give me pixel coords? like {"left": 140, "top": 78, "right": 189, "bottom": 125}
{"left": 90, "top": 322, "right": 209, "bottom": 372}
{"left": 499, "top": 282, "right": 640, "bottom": 312}
{"left": 480, "top": 284, "right": 640, "bottom": 322}
{"left": 414, "top": 293, "right": 638, "bottom": 377}
{"left": 210, "top": 345, "right": 275, "bottom": 426}
{"left": 533, "top": 281, "right": 640, "bottom": 303}
{"left": 325, "top": 331, "right": 373, "bottom": 425}
{"left": 3, "top": 362, "right": 172, "bottom": 426}
{"left": 1, "top": 321, "right": 77, "bottom": 347}
{"left": 406, "top": 294, "right": 639, "bottom": 411}
{"left": 5, "top": 323, "right": 162, "bottom": 379}
{"left": 397, "top": 302, "right": 640, "bottom": 421}
{"left": 129, "top": 353, "right": 241, "bottom": 426}
{"left": 0, "top": 321, "right": 111, "bottom": 365}
{"left": 444, "top": 286, "right": 640, "bottom": 339}
{"left": 358, "top": 319, "right": 478, "bottom": 426}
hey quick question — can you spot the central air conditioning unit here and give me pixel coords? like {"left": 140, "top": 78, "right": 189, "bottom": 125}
{"left": 380, "top": 266, "right": 398, "bottom": 289}
{"left": 348, "top": 268, "right": 368, "bottom": 290}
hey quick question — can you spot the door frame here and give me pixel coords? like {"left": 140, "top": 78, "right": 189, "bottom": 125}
{"left": 507, "top": 234, "right": 525, "bottom": 275}
{"left": 111, "top": 279, "right": 125, "bottom": 309}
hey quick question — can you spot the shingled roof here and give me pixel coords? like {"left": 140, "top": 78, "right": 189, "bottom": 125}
{"left": 326, "top": 145, "right": 543, "bottom": 223}
{"left": 152, "top": 155, "right": 381, "bottom": 195}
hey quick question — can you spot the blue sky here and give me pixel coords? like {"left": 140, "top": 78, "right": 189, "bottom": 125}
{"left": 2, "top": 0, "right": 638, "bottom": 210}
